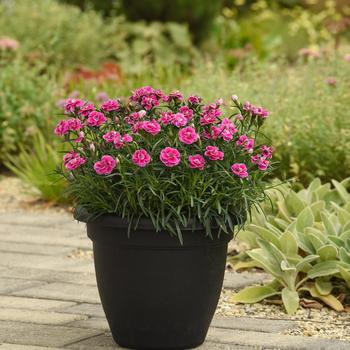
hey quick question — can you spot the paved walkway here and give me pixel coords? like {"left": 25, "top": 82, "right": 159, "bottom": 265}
{"left": 0, "top": 212, "right": 349, "bottom": 350}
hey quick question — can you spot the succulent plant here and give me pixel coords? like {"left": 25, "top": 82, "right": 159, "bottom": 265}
{"left": 231, "top": 177, "right": 350, "bottom": 314}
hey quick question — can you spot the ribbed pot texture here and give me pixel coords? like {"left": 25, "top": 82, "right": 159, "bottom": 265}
{"left": 77, "top": 212, "right": 233, "bottom": 350}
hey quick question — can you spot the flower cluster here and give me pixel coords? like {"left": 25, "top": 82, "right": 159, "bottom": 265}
{"left": 54, "top": 87, "right": 274, "bottom": 237}
{"left": 54, "top": 87, "right": 273, "bottom": 180}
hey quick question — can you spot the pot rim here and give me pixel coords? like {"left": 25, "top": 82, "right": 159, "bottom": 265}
{"left": 74, "top": 206, "right": 208, "bottom": 231}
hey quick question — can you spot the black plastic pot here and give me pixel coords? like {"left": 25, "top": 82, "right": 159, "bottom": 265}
{"left": 75, "top": 211, "right": 233, "bottom": 350}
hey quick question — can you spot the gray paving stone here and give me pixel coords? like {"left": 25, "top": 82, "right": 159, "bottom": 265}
{"left": 58, "top": 303, "right": 104, "bottom": 317}
{"left": 0, "top": 267, "right": 96, "bottom": 285}
{"left": 68, "top": 317, "right": 109, "bottom": 331}
{"left": 198, "top": 343, "right": 260, "bottom": 350}
{"left": 66, "top": 333, "right": 119, "bottom": 349}
{"left": 0, "top": 307, "right": 87, "bottom": 325}
{"left": 0, "top": 241, "right": 73, "bottom": 256}
{"left": 0, "top": 344, "right": 65, "bottom": 350}
{"left": 0, "top": 320, "right": 102, "bottom": 347}
{"left": 0, "top": 228, "right": 90, "bottom": 248}
{"left": 0, "top": 295, "right": 75, "bottom": 311}
{"left": 0, "top": 213, "right": 86, "bottom": 234}
{"left": 207, "top": 327, "right": 350, "bottom": 350}
{"left": 13, "top": 282, "right": 100, "bottom": 303}
{"left": 0, "top": 278, "right": 45, "bottom": 294}
{"left": 211, "top": 316, "right": 297, "bottom": 333}
{"left": 223, "top": 271, "right": 270, "bottom": 289}
{"left": 0, "top": 251, "right": 93, "bottom": 273}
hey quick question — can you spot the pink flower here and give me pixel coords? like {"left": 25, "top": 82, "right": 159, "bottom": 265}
{"left": 100, "top": 99, "right": 120, "bottom": 112}
{"left": 64, "top": 98, "right": 84, "bottom": 113}
{"left": 231, "top": 163, "right": 248, "bottom": 178}
{"left": 87, "top": 111, "right": 107, "bottom": 127}
{"left": 131, "top": 86, "right": 163, "bottom": 110}
{"left": 179, "top": 106, "right": 193, "bottom": 120}
{"left": 54, "top": 120, "right": 69, "bottom": 136}
{"left": 201, "top": 130, "right": 212, "bottom": 140}
{"left": 251, "top": 155, "right": 260, "bottom": 164}
{"left": 178, "top": 126, "right": 199, "bottom": 145}
{"left": 113, "top": 135, "right": 124, "bottom": 149}
{"left": 231, "top": 95, "right": 238, "bottom": 102}
{"left": 236, "top": 135, "right": 254, "bottom": 152}
{"left": 67, "top": 118, "right": 82, "bottom": 131}
{"left": 260, "top": 145, "right": 273, "bottom": 159}
{"left": 172, "top": 113, "right": 188, "bottom": 128}
{"left": 141, "top": 120, "right": 161, "bottom": 135}
{"left": 188, "top": 95, "right": 201, "bottom": 105}
{"left": 200, "top": 103, "right": 222, "bottom": 125}
{"left": 168, "top": 90, "right": 184, "bottom": 102}
{"left": 103, "top": 131, "right": 120, "bottom": 143}
{"left": 188, "top": 155, "right": 205, "bottom": 170}
{"left": 204, "top": 146, "right": 224, "bottom": 161}
{"left": 78, "top": 103, "right": 95, "bottom": 117}
{"left": 95, "top": 92, "right": 109, "bottom": 102}
{"left": 74, "top": 131, "right": 85, "bottom": 143}
{"left": 211, "top": 118, "right": 237, "bottom": 142}
{"left": 125, "top": 111, "right": 145, "bottom": 125}
{"left": 0, "top": 37, "right": 19, "bottom": 51}
{"left": 132, "top": 149, "right": 151, "bottom": 167}
{"left": 235, "top": 114, "right": 243, "bottom": 121}
{"left": 159, "top": 112, "right": 175, "bottom": 125}
{"left": 326, "top": 77, "right": 337, "bottom": 86}
{"left": 344, "top": 54, "right": 350, "bottom": 62}
{"left": 160, "top": 147, "right": 181, "bottom": 167}
{"left": 122, "top": 134, "right": 133, "bottom": 143}
{"left": 94, "top": 155, "right": 117, "bottom": 175}
{"left": 258, "top": 157, "right": 269, "bottom": 171}
{"left": 63, "top": 151, "right": 86, "bottom": 171}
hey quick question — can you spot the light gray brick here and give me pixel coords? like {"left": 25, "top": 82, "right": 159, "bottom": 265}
{"left": 13, "top": 282, "right": 100, "bottom": 303}
{"left": 0, "top": 320, "right": 102, "bottom": 347}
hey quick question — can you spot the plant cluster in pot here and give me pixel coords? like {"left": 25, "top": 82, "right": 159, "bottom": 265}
{"left": 54, "top": 87, "right": 274, "bottom": 349}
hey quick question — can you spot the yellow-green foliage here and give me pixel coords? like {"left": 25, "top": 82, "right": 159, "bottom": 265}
{"left": 232, "top": 178, "right": 350, "bottom": 314}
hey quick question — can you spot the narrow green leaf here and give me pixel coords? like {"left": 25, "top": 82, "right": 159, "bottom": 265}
{"left": 231, "top": 286, "right": 279, "bottom": 304}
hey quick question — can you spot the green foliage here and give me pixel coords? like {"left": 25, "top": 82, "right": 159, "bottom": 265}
{"left": 0, "top": 0, "right": 115, "bottom": 69}
{"left": 121, "top": 0, "right": 223, "bottom": 43}
{"left": 0, "top": 0, "right": 197, "bottom": 73}
{"left": 5, "top": 132, "right": 67, "bottom": 203}
{"left": 232, "top": 178, "right": 350, "bottom": 314}
{"left": 209, "top": 0, "right": 346, "bottom": 64}
{"left": 0, "top": 60, "right": 60, "bottom": 162}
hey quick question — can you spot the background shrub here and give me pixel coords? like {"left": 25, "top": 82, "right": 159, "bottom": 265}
{"left": 0, "top": 0, "right": 116, "bottom": 68}
{"left": 121, "top": 0, "right": 223, "bottom": 43}
{"left": 0, "top": 60, "right": 60, "bottom": 162}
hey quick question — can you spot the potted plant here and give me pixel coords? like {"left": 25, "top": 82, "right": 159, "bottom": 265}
{"left": 54, "top": 86, "right": 274, "bottom": 349}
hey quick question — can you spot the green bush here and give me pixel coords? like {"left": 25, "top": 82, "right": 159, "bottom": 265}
{"left": 5, "top": 132, "right": 67, "bottom": 203}
{"left": 232, "top": 178, "right": 350, "bottom": 314}
{"left": 0, "top": 0, "right": 197, "bottom": 73}
{"left": 121, "top": 0, "right": 223, "bottom": 43}
{"left": 0, "top": 60, "right": 60, "bottom": 162}
{"left": 0, "top": 0, "right": 116, "bottom": 68}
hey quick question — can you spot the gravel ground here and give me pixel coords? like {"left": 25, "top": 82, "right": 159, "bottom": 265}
{"left": 217, "top": 288, "right": 350, "bottom": 341}
{"left": 0, "top": 175, "right": 69, "bottom": 214}
{"left": 2, "top": 175, "right": 349, "bottom": 342}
